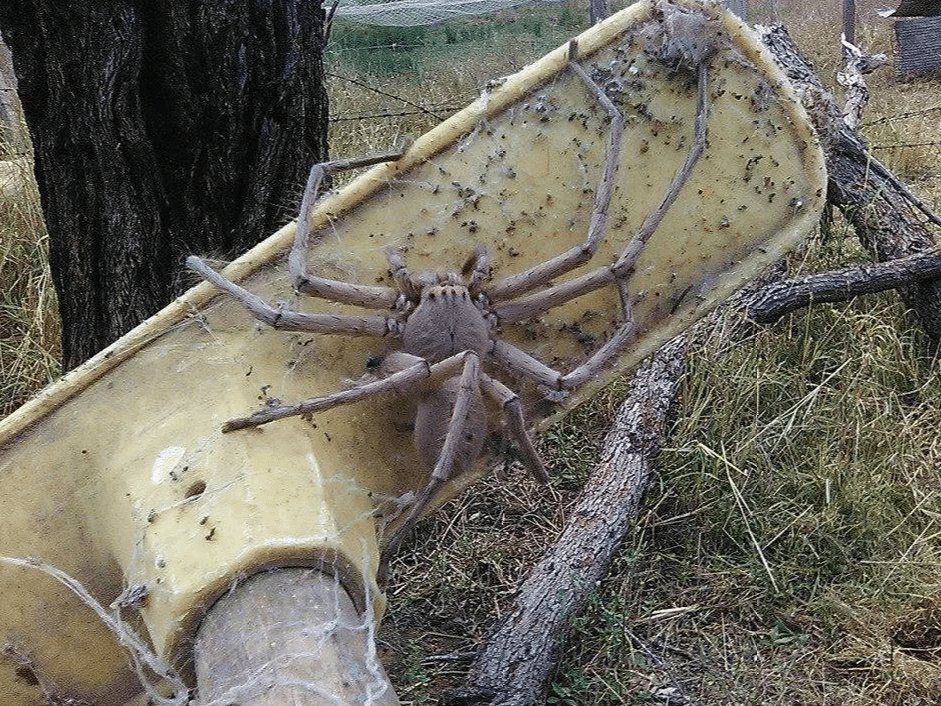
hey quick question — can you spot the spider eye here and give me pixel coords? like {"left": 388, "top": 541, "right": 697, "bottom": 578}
{"left": 365, "top": 355, "right": 384, "bottom": 370}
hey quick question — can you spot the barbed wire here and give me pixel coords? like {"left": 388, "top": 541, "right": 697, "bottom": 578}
{"left": 330, "top": 107, "right": 464, "bottom": 122}
{"left": 327, "top": 42, "right": 429, "bottom": 53}
{"left": 326, "top": 71, "right": 458, "bottom": 121}
{"left": 864, "top": 104, "right": 941, "bottom": 126}
{"left": 871, "top": 140, "right": 941, "bottom": 150}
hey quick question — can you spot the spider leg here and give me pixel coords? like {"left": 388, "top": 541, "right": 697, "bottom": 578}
{"left": 380, "top": 352, "right": 483, "bottom": 573}
{"left": 384, "top": 246, "right": 423, "bottom": 302}
{"left": 188, "top": 256, "right": 393, "bottom": 337}
{"left": 490, "top": 339, "right": 563, "bottom": 389}
{"left": 463, "top": 244, "right": 491, "bottom": 295}
{"left": 479, "top": 373, "right": 548, "bottom": 484}
{"left": 491, "top": 59, "right": 711, "bottom": 326}
{"left": 486, "top": 60, "right": 624, "bottom": 303}
{"left": 489, "top": 302, "right": 635, "bottom": 393}
{"left": 288, "top": 143, "right": 412, "bottom": 309}
{"left": 223, "top": 349, "right": 473, "bottom": 432}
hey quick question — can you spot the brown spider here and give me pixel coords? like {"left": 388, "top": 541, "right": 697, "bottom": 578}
{"left": 187, "top": 53, "right": 711, "bottom": 568}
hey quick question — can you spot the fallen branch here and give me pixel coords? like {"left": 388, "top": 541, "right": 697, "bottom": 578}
{"left": 450, "top": 26, "right": 941, "bottom": 705}
{"left": 757, "top": 24, "right": 941, "bottom": 342}
{"left": 837, "top": 35, "right": 886, "bottom": 131}
{"left": 450, "top": 245, "right": 941, "bottom": 704}
{"left": 448, "top": 337, "right": 689, "bottom": 706}
{"left": 745, "top": 247, "right": 941, "bottom": 323}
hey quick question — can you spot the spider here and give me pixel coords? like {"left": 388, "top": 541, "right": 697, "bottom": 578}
{"left": 187, "top": 50, "right": 712, "bottom": 570}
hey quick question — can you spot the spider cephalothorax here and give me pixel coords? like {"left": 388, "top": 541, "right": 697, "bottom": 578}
{"left": 187, "top": 47, "right": 713, "bottom": 569}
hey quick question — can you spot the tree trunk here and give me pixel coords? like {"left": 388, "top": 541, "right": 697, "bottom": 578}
{"left": 0, "top": 1, "right": 329, "bottom": 369}
{"left": 0, "top": 29, "right": 28, "bottom": 157}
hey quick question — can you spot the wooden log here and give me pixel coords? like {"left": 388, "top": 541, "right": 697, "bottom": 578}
{"left": 745, "top": 248, "right": 941, "bottom": 323}
{"left": 449, "top": 338, "right": 690, "bottom": 706}
{"left": 194, "top": 568, "right": 400, "bottom": 706}
{"left": 447, "top": 245, "right": 941, "bottom": 704}
{"left": 837, "top": 37, "right": 887, "bottom": 131}
{"left": 757, "top": 23, "right": 941, "bottom": 343}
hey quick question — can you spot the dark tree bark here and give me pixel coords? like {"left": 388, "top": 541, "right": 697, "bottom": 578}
{"left": 756, "top": 24, "right": 941, "bottom": 343}
{"left": 890, "top": 0, "right": 941, "bottom": 17}
{"left": 0, "top": 1, "right": 329, "bottom": 369}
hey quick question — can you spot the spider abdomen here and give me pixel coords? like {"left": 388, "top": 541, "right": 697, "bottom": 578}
{"left": 402, "top": 284, "right": 489, "bottom": 363}
{"left": 414, "top": 377, "right": 487, "bottom": 474}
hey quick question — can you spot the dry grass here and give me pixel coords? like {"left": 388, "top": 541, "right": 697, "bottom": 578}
{"left": 3, "top": 0, "right": 941, "bottom": 703}
{"left": 0, "top": 154, "right": 59, "bottom": 416}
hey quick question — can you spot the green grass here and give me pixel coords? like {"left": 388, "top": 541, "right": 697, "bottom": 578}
{"left": 4, "top": 0, "right": 941, "bottom": 702}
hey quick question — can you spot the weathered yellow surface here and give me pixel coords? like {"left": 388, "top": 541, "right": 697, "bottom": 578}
{"left": 0, "top": 2, "right": 826, "bottom": 704}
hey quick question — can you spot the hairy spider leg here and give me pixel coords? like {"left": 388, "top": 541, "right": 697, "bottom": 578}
{"left": 484, "top": 61, "right": 625, "bottom": 304}
{"left": 380, "top": 352, "right": 483, "bottom": 572}
{"left": 383, "top": 246, "right": 424, "bottom": 303}
{"left": 479, "top": 373, "right": 548, "bottom": 483}
{"left": 487, "top": 58, "right": 712, "bottom": 391}
{"left": 463, "top": 244, "right": 491, "bottom": 295}
{"left": 492, "top": 59, "right": 711, "bottom": 327}
{"left": 288, "top": 147, "right": 411, "bottom": 309}
{"left": 187, "top": 255, "right": 393, "bottom": 338}
{"left": 220, "top": 350, "right": 474, "bottom": 431}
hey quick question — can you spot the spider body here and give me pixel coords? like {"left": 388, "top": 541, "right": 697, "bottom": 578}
{"left": 413, "top": 371, "right": 487, "bottom": 478}
{"left": 374, "top": 257, "right": 495, "bottom": 486}
{"left": 187, "top": 49, "right": 714, "bottom": 571}
{"left": 402, "top": 283, "right": 489, "bottom": 363}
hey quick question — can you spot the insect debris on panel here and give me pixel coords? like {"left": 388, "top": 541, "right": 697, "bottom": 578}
{"left": 188, "top": 29, "right": 717, "bottom": 574}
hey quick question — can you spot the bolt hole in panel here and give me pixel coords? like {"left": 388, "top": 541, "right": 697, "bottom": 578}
{"left": 0, "top": 2, "right": 824, "bottom": 704}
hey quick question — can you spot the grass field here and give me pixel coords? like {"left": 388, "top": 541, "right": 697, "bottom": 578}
{"left": 4, "top": 0, "right": 941, "bottom": 703}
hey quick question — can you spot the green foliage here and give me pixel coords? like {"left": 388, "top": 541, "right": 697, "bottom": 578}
{"left": 326, "top": 4, "right": 588, "bottom": 78}
{"left": 330, "top": 21, "right": 429, "bottom": 76}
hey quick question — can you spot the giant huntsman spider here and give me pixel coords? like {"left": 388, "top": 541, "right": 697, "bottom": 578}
{"left": 188, "top": 44, "right": 712, "bottom": 571}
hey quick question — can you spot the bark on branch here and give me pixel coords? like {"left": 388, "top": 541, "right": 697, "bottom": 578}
{"left": 451, "top": 24, "right": 941, "bottom": 706}
{"left": 450, "top": 240, "right": 941, "bottom": 704}
{"left": 447, "top": 338, "right": 688, "bottom": 706}
{"left": 745, "top": 247, "right": 941, "bottom": 323}
{"left": 756, "top": 24, "right": 941, "bottom": 342}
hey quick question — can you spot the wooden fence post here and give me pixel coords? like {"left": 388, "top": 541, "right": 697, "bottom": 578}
{"left": 843, "top": 0, "right": 857, "bottom": 44}
{"left": 0, "top": 27, "right": 28, "bottom": 156}
{"left": 723, "top": 0, "right": 748, "bottom": 21}
{"left": 589, "top": 0, "right": 608, "bottom": 25}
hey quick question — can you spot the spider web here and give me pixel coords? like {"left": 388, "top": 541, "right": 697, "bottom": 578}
{"left": 0, "top": 2, "right": 827, "bottom": 704}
